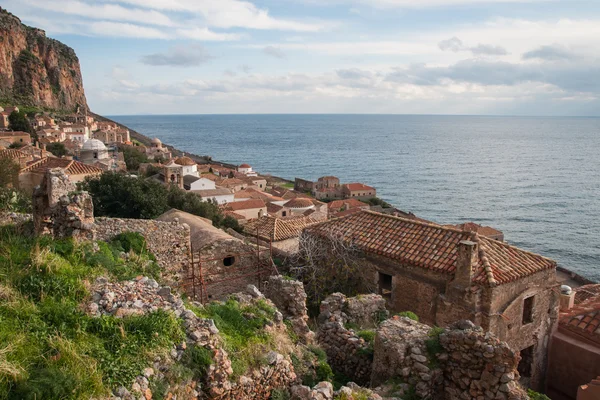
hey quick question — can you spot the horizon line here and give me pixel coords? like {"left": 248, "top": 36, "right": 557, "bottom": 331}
{"left": 103, "top": 113, "right": 600, "bottom": 118}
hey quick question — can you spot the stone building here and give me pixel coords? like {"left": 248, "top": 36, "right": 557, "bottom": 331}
{"left": 547, "top": 284, "right": 600, "bottom": 400}
{"left": 244, "top": 214, "right": 322, "bottom": 255}
{"left": 342, "top": 182, "right": 376, "bottom": 200}
{"left": 0, "top": 131, "right": 31, "bottom": 146}
{"left": 146, "top": 137, "right": 172, "bottom": 160}
{"left": 19, "top": 157, "right": 103, "bottom": 192}
{"left": 302, "top": 210, "right": 559, "bottom": 391}
{"left": 163, "top": 156, "right": 198, "bottom": 188}
{"left": 314, "top": 176, "right": 343, "bottom": 200}
{"left": 79, "top": 139, "right": 121, "bottom": 171}
{"left": 156, "top": 209, "right": 271, "bottom": 301}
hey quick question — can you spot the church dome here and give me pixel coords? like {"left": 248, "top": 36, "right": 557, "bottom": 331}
{"left": 82, "top": 139, "right": 107, "bottom": 151}
{"left": 175, "top": 156, "right": 196, "bottom": 166}
{"left": 151, "top": 138, "right": 162, "bottom": 145}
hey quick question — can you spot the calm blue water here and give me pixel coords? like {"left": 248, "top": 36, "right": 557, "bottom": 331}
{"left": 109, "top": 114, "right": 600, "bottom": 281}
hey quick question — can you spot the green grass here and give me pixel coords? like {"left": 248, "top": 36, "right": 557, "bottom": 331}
{"left": 0, "top": 225, "right": 185, "bottom": 399}
{"left": 279, "top": 182, "right": 295, "bottom": 189}
{"left": 528, "top": 389, "right": 551, "bottom": 400}
{"left": 189, "top": 298, "right": 277, "bottom": 379}
{"left": 425, "top": 327, "right": 444, "bottom": 368}
{"left": 396, "top": 311, "right": 419, "bottom": 321}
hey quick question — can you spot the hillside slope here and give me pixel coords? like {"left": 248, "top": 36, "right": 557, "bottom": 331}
{"left": 0, "top": 7, "right": 87, "bottom": 111}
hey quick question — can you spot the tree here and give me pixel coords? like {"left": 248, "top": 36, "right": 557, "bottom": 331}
{"left": 0, "top": 158, "right": 20, "bottom": 188}
{"left": 119, "top": 145, "right": 149, "bottom": 172}
{"left": 8, "top": 142, "right": 24, "bottom": 149}
{"left": 46, "top": 142, "right": 67, "bottom": 157}
{"left": 8, "top": 110, "right": 34, "bottom": 135}
{"left": 289, "top": 228, "right": 376, "bottom": 310}
{"left": 80, "top": 172, "right": 169, "bottom": 219}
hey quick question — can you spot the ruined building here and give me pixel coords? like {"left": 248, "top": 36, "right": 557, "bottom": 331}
{"left": 303, "top": 210, "right": 559, "bottom": 391}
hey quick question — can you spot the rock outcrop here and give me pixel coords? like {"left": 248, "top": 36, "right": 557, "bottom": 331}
{"left": 0, "top": 7, "right": 87, "bottom": 111}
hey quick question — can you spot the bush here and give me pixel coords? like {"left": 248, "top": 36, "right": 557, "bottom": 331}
{"left": 119, "top": 145, "right": 149, "bottom": 172}
{"left": 425, "top": 327, "right": 444, "bottom": 367}
{"left": 46, "top": 142, "right": 67, "bottom": 157}
{"left": 182, "top": 345, "right": 213, "bottom": 380}
{"left": 528, "top": 390, "right": 551, "bottom": 400}
{"left": 396, "top": 311, "right": 419, "bottom": 321}
{"left": 8, "top": 110, "right": 33, "bottom": 135}
{"left": 271, "top": 388, "right": 291, "bottom": 400}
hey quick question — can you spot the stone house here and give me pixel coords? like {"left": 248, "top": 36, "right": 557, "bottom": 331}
{"left": 237, "top": 163, "right": 256, "bottom": 176}
{"left": 222, "top": 199, "right": 267, "bottom": 220}
{"left": 193, "top": 187, "right": 235, "bottom": 205}
{"left": 547, "top": 284, "right": 600, "bottom": 400}
{"left": 294, "top": 178, "right": 314, "bottom": 193}
{"left": 327, "top": 198, "right": 370, "bottom": 218}
{"left": 244, "top": 215, "right": 321, "bottom": 255}
{"left": 183, "top": 176, "right": 216, "bottom": 191}
{"left": 314, "top": 176, "right": 344, "bottom": 200}
{"left": 0, "top": 131, "right": 31, "bottom": 146}
{"left": 342, "top": 182, "right": 376, "bottom": 200}
{"left": 163, "top": 156, "right": 199, "bottom": 188}
{"left": 19, "top": 157, "right": 103, "bottom": 192}
{"left": 302, "top": 210, "right": 559, "bottom": 391}
{"left": 156, "top": 209, "right": 269, "bottom": 301}
{"left": 146, "top": 138, "right": 172, "bottom": 160}
{"left": 0, "top": 148, "right": 33, "bottom": 169}
{"left": 216, "top": 178, "right": 247, "bottom": 193}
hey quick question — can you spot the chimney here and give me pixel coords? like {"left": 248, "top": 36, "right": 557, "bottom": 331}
{"left": 559, "top": 285, "right": 575, "bottom": 311}
{"left": 455, "top": 240, "right": 478, "bottom": 288}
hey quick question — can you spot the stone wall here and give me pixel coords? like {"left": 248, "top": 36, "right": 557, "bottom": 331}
{"left": 370, "top": 316, "right": 441, "bottom": 399}
{"left": 92, "top": 217, "right": 191, "bottom": 287}
{"left": 317, "top": 293, "right": 388, "bottom": 386}
{"left": 264, "top": 275, "right": 314, "bottom": 343}
{"left": 370, "top": 317, "right": 529, "bottom": 400}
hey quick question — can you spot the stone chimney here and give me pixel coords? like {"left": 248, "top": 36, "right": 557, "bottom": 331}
{"left": 454, "top": 240, "right": 478, "bottom": 288}
{"left": 559, "top": 285, "right": 575, "bottom": 311}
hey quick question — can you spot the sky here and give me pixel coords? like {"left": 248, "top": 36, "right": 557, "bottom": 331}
{"left": 4, "top": 0, "right": 600, "bottom": 115}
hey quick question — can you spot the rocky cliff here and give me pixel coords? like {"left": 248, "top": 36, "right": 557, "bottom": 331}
{"left": 0, "top": 7, "right": 87, "bottom": 111}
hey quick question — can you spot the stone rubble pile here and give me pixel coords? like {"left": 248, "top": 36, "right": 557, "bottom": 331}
{"left": 290, "top": 381, "right": 383, "bottom": 400}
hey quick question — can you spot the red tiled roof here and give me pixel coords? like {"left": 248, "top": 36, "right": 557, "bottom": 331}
{"left": 344, "top": 183, "right": 375, "bottom": 192}
{"left": 0, "top": 131, "right": 30, "bottom": 138}
{"left": 327, "top": 199, "right": 370, "bottom": 210}
{"left": 239, "top": 163, "right": 251, "bottom": 168}
{"left": 451, "top": 222, "right": 504, "bottom": 239}
{"left": 224, "top": 211, "right": 246, "bottom": 220}
{"left": 284, "top": 198, "right": 314, "bottom": 208}
{"left": 234, "top": 188, "right": 284, "bottom": 202}
{"left": 20, "top": 157, "right": 103, "bottom": 176}
{"left": 267, "top": 203, "right": 283, "bottom": 213}
{"left": 224, "top": 199, "right": 266, "bottom": 211}
{"left": 245, "top": 215, "right": 321, "bottom": 242}
{"left": 305, "top": 211, "right": 555, "bottom": 287}
{"left": 560, "top": 294, "right": 600, "bottom": 344}
{"left": 0, "top": 148, "right": 28, "bottom": 160}
{"left": 575, "top": 284, "right": 600, "bottom": 305}
{"left": 174, "top": 156, "right": 196, "bottom": 166}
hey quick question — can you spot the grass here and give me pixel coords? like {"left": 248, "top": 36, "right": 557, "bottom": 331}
{"left": 0, "top": 225, "right": 185, "bottom": 399}
{"left": 528, "top": 389, "right": 551, "bottom": 400}
{"left": 279, "top": 182, "right": 295, "bottom": 189}
{"left": 396, "top": 311, "right": 419, "bottom": 321}
{"left": 189, "top": 298, "right": 277, "bottom": 379}
{"left": 425, "top": 326, "right": 444, "bottom": 368}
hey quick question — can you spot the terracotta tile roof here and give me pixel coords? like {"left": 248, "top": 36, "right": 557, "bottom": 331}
{"left": 327, "top": 199, "right": 370, "bottom": 210}
{"left": 267, "top": 203, "right": 283, "bottom": 213}
{"left": 234, "top": 188, "right": 283, "bottom": 202}
{"left": 305, "top": 211, "right": 555, "bottom": 287}
{"left": 560, "top": 294, "right": 600, "bottom": 344}
{"left": 174, "top": 156, "right": 196, "bottom": 166}
{"left": 284, "top": 198, "right": 314, "bottom": 208}
{"left": 20, "top": 157, "right": 103, "bottom": 176}
{"left": 224, "top": 211, "right": 246, "bottom": 220}
{"left": 344, "top": 183, "right": 375, "bottom": 192}
{"left": 0, "top": 148, "right": 27, "bottom": 160}
{"left": 575, "top": 284, "right": 600, "bottom": 305}
{"left": 0, "top": 131, "right": 30, "bottom": 138}
{"left": 224, "top": 199, "right": 266, "bottom": 211}
{"left": 245, "top": 215, "right": 321, "bottom": 242}
{"left": 450, "top": 222, "right": 504, "bottom": 240}
{"left": 217, "top": 178, "right": 245, "bottom": 187}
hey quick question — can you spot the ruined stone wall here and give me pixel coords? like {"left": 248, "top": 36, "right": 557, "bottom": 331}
{"left": 92, "top": 217, "right": 191, "bottom": 287}
{"left": 370, "top": 318, "right": 529, "bottom": 400}
{"left": 317, "top": 293, "right": 388, "bottom": 385}
{"left": 370, "top": 316, "right": 442, "bottom": 399}
{"left": 264, "top": 276, "right": 314, "bottom": 343}
{"left": 439, "top": 320, "right": 528, "bottom": 400}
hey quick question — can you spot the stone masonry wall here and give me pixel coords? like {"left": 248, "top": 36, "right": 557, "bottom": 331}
{"left": 317, "top": 293, "right": 388, "bottom": 386}
{"left": 92, "top": 217, "right": 191, "bottom": 287}
{"left": 264, "top": 275, "right": 314, "bottom": 343}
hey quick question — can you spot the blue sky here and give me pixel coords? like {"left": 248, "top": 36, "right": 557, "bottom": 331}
{"left": 4, "top": 0, "right": 600, "bottom": 115}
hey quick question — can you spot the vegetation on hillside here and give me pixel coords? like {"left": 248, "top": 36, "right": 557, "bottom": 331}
{"left": 80, "top": 172, "right": 241, "bottom": 231}
{"left": 45, "top": 142, "right": 66, "bottom": 157}
{"left": 118, "top": 145, "right": 149, "bottom": 172}
{"left": 8, "top": 110, "right": 34, "bottom": 136}
{"left": 0, "top": 159, "right": 31, "bottom": 214}
{"left": 0, "top": 225, "right": 184, "bottom": 398}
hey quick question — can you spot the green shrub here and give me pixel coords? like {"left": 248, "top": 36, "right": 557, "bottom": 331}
{"left": 356, "top": 330, "right": 375, "bottom": 344}
{"left": 396, "top": 311, "right": 419, "bottom": 321}
{"left": 315, "top": 360, "right": 333, "bottom": 382}
{"left": 182, "top": 345, "right": 213, "bottom": 380}
{"left": 528, "top": 389, "right": 551, "bottom": 400}
{"left": 271, "top": 388, "right": 291, "bottom": 400}
{"left": 110, "top": 232, "right": 148, "bottom": 255}
{"left": 425, "top": 327, "right": 444, "bottom": 367}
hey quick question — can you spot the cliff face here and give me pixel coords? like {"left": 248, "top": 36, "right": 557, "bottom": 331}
{"left": 0, "top": 7, "right": 87, "bottom": 111}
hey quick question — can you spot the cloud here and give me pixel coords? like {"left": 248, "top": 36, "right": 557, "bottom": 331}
{"left": 103, "top": 0, "right": 326, "bottom": 31}
{"left": 522, "top": 45, "right": 577, "bottom": 61}
{"left": 176, "top": 27, "right": 243, "bottom": 41}
{"left": 439, "top": 37, "right": 508, "bottom": 56}
{"left": 263, "top": 46, "right": 286, "bottom": 59}
{"left": 141, "top": 45, "right": 213, "bottom": 67}
{"left": 309, "top": 0, "right": 551, "bottom": 8}
{"left": 22, "top": 0, "right": 174, "bottom": 26}
{"left": 88, "top": 21, "right": 170, "bottom": 39}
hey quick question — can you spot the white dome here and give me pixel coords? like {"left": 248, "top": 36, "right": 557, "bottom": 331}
{"left": 82, "top": 139, "right": 107, "bottom": 151}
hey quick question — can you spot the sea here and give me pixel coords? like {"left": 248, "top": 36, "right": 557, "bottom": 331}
{"left": 109, "top": 114, "right": 600, "bottom": 282}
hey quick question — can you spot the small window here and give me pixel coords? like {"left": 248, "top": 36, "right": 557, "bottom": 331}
{"left": 93, "top": 152, "right": 98, "bottom": 159}
{"left": 223, "top": 256, "right": 236, "bottom": 267}
{"left": 522, "top": 296, "right": 534, "bottom": 324}
{"left": 282, "top": 211, "right": 287, "bottom": 217}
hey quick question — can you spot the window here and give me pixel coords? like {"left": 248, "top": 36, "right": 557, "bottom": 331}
{"left": 379, "top": 272, "right": 392, "bottom": 299}
{"left": 522, "top": 296, "right": 534, "bottom": 324}
{"left": 93, "top": 152, "right": 98, "bottom": 159}
{"left": 223, "top": 256, "right": 236, "bottom": 267}
{"left": 517, "top": 345, "right": 534, "bottom": 378}
{"left": 282, "top": 211, "right": 287, "bottom": 217}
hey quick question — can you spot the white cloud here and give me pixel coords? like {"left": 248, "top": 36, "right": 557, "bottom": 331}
{"left": 22, "top": 0, "right": 174, "bottom": 26}
{"left": 307, "top": 0, "right": 551, "bottom": 8}
{"left": 141, "top": 45, "right": 214, "bottom": 66}
{"left": 100, "top": 0, "right": 326, "bottom": 31}
{"left": 263, "top": 46, "right": 286, "bottom": 59}
{"left": 176, "top": 27, "right": 243, "bottom": 41}
{"left": 88, "top": 21, "right": 170, "bottom": 39}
